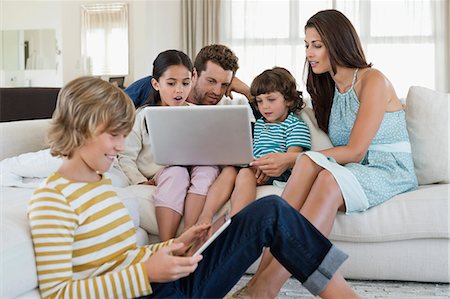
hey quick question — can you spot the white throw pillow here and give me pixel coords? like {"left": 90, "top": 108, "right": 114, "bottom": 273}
{"left": 0, "top": 149, "right": 129, "bottom": 188}
{"left": 406, "top": 86, "right": 449, "bottom": 184}
{"left": 298, "top": 107, "right": 333, "bottom": 151}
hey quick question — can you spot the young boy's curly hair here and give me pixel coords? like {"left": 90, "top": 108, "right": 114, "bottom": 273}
{"left": 48, "top": 76, "right": 135, "bottom": 158}
{"left": 250, "top": 67, "right": 305, "bottom": 114}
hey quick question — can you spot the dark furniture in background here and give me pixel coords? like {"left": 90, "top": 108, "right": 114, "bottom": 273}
{"left": 0, "top": 87, "right": 60, "bottom": 122}
{"left": 109, "top": 76, "right": 126, "bottom": 89}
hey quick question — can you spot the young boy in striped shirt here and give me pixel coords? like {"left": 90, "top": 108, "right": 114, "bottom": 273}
{"left": 27, "top": 76, "right": 354, "bottom": 299}
{"left": 226, "top": 67, "right": 312, "bottom": 215}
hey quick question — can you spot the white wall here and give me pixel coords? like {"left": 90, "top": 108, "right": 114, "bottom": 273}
{"left": 1, "top": 0, "right": 183, "bottom": 87}
{"left": 128, "top": 0, "right": 183, "bottom": 85}
{"left": 1, "top": 1, "right": 63, "bottom": 87}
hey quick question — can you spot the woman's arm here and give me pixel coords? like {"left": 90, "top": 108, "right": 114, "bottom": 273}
{"left": 320, "top": 69, "right": 391, "bottom": 164}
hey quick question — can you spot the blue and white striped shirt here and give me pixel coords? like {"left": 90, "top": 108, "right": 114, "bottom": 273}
{"left": 253, "top": 113, "right": 311, "bottom": 158}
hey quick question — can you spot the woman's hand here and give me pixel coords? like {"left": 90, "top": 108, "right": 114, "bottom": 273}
{"left": 145, "top": 242, "right": 203, "bottom": 283}
{"left": 251, "top": 152, "right": 298, "bottom": 177}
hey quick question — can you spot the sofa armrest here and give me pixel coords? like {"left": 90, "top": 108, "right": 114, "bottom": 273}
{"left": 0, "top": 119, "right": 51, "bottom": 160}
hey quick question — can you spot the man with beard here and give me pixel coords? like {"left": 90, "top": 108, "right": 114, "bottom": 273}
{"left": 125, "top": 44, "right": 258, "bottom": 121}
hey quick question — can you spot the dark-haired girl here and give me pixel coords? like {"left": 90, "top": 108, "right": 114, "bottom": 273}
{"left": 118, "top": 50, "right": 219, "bottom": 241}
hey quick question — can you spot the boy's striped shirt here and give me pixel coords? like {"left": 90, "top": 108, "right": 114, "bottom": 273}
{"left": 253, "top": 113, "right": 311, "bottom": 158}
{"left": 28, "top": 173, "right": 171, "bottom": 299}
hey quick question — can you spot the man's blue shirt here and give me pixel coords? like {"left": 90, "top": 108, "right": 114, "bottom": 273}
{"left": 125, "top": 76, "right": 152, "bottom": 107}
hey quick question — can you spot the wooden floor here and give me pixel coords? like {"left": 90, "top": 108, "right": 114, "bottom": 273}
{"left": 230, "top": 275, "right": 450, "bottom": 298}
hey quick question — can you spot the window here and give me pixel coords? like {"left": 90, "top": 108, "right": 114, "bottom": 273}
{"left": 81, "top": 3, "right": 129, "bottom": 76}
{"left": 220, "top": 0, "right": 446, "bottom": 98}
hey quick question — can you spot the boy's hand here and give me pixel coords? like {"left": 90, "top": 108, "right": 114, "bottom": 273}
{"left": 254, "top": 167, "right": 269, "bottom": 185}
{"left": 174, "top": 223, "right": 211, "bottom": 256}
{"left": 145, "top": 242, "right": 203, "bottom": 283}
{"left": 251, "top": 152, "right": 291, "bottom": 177}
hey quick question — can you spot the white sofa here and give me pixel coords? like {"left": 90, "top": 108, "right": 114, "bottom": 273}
{"left": 0, "top": 86, "right": 448, "bottom": 298}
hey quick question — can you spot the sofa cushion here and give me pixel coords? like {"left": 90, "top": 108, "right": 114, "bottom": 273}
{"left": 298, "top": 107, "right": 333, "bottom": 151}
{"left": 1, "top": 187, "right": 38, "bottom": 298}
{"left": 406, "top": 86, "right": 449, "bottom": 184}
{"left": 257, "top": 184, "right": 449, "bottom": 242}
{"left": 0, "top": 148, "right": 130, "bottom": 188}
{"left": 0, "top": 119, "right": 51, "bottom": 160}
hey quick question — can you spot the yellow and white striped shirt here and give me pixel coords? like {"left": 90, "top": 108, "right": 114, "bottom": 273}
{"left": 28, "top": 172, "right": 171, "bottom": 299}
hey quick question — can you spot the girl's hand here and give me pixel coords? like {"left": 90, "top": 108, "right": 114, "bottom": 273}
{"left": 145, "top": 179, "right": 156, "bottom": 186}
{"left": 251, "top": 152, "right": 293, "bottom": 177}
{"left": 174, "top": 223, "right": 211, "bottom": 256}
{"left": 145, "top": 242, "right": 203, "bottom": 283}
{"left": 139, "top": 179, "right": 156, "bottom": 186}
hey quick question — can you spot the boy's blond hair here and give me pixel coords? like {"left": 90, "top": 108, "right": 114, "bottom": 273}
{"left": 48, "top": 76, "right": 135, "bottom": 158}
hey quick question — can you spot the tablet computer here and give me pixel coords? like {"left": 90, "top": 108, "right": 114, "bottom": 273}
{"left": 193, "top": 218, "right": 231, "bottom": 256}
{"left": 144, "top": 105, "right": 253, "bottom": 166}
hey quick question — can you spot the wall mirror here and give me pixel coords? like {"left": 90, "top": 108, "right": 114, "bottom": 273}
{"left": 1, "top": 29, "right": 57, "bottom": 71}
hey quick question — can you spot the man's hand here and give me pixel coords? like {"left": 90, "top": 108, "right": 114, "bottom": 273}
{"left": 145, "top": 242, "right": 203, "bottom": 283}
{"left": 226, "top": 76, "right": 252, "bottom": 101}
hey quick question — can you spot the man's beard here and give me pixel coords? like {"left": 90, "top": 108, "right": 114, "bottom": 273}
{"left": 190, "top": 85, "right": 206, "bottom": 105}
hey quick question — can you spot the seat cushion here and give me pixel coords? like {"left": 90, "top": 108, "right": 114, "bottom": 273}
{"left": 0, "top": 187, "right": 38, "bottom": 298}
{"left": 256, "top": 184, "right": 449, "bottom": 242}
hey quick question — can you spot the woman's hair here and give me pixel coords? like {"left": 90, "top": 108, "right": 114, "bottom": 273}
{"left": 48, "top": 76, "right": 135, "bottom": 158}
{"left": 304, "top": 9, "right": 372, "bottom": 132}
{"left": 250, "top": 67, "right": 304, "bottom": 114}
{"left": 143, "top": 49, "right": 193, "bottom": 107}
{"left": 194, "top": 44, "right": 239, "bottom": 76}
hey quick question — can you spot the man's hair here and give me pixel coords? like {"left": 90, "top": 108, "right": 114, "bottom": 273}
{"left": 194, "top": 44, "right": 239, "bottom": 76}
{"left": 48, "top": 76, "right": 135, "bottom": 158}
{"left": 251, "top": 67, "right": 304, "bottom": 114}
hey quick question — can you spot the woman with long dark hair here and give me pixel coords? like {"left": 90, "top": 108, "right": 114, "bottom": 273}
{"left": 241, "top": 9, "right": 417, "bottom": 298}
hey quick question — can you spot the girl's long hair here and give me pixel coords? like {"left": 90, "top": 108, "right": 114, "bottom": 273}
{"left": 142, "top": 50, "right": 193, "bottom": 107}
{"left": 305, "top": 9, "right": 372, "bottom": 133}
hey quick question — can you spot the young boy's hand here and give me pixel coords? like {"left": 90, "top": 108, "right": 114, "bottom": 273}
{"left": 251, "top": 152, "right": 291, "bottom": 177}
{"left": 254, "top": 167, "right": 269, "bottom": 185}
{"left": 145, "top": 242, "right": 203, "bottom": 283}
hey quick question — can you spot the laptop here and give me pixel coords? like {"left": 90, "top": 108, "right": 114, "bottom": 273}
{"left": 144, "top": 105, "right": 253, "bottom": 166}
